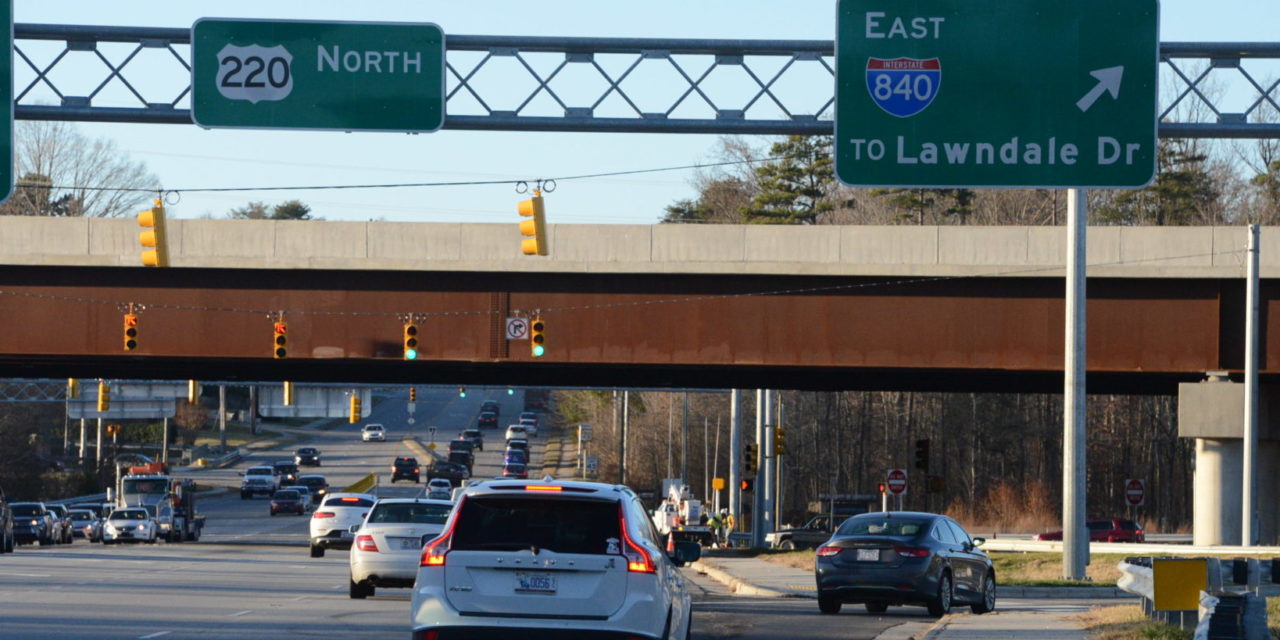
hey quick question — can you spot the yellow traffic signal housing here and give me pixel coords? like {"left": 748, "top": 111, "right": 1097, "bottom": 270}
{"left": 409, "top": 386, "right": 417, "bottom": 402}
{"left": 518, "top": 191, "right": 548, "bottom": 256}
{"left": 123, "top": 313, "right": 139, "bottom": 351}
{"left": 187, "top": 379, "right": 200, "bottom": 405}
{"left": 97, "top": 380, "right": 110, "bottom": 412}
{"left": 282, "top": 381, "right": 294, "bottom": 406}
{"left": 137, "top": 199, "right": 169, "bottom": 267}
{"left": 403, "top": 323, "right": 419, "bottom": 360}
{"left": 530, "top": 316, "right": 545, "bottom": 358}
{"left": 273, "top": 321, "right": 288, "bottom": 359}
{"left": 67, "top": 378, "right": 80, "bottom": 399}
{"left": 349, "top": 394, "right": 361, "bottom": 423}
{"left": 774, "top": 428, "right": 787, "bottom": 456}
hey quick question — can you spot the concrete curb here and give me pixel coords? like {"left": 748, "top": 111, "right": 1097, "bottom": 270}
{"left": 690, "top": 559, "right": 807, "bottom": 598}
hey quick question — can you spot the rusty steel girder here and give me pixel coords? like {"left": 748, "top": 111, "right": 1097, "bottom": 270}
{"left": 0, "top": 265, "right": 1264, "bottom": 393}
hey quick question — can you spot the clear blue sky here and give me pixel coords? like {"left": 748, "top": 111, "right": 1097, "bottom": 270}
{"left": 14, "top": 1, "right": 1280, "bottom": 224}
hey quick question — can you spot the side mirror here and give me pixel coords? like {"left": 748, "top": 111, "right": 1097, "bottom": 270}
{"left": 971, "top": 537, "right": 986, "bottom": 547}
{"left": 349, "top": 524, "right": 362, "bottom": 534}
{"left": 669, "top": 541, "right": 702, "bottom": 567}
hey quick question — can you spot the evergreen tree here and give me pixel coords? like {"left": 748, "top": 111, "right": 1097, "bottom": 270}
{"left": 743, "top": 135, "right": 834, "bottom": 224}
{"left": 1095, "top": 139, "right": 1218, "bottom": 225}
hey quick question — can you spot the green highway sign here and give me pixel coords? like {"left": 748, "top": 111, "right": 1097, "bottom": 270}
{"left": 192, "top": 18, "right": 445, "bottom": 132}
{"left": 835, "top": 0, "right": 1158, "bottom": 188}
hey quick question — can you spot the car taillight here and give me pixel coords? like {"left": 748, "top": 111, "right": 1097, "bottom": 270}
{"left": 894, "top": 546, "right": 930, "bottom": 558}
{"left": 816, "top": 546, "right": 842, "bottom": 557}
{"left": 356, "top": 535, "right": 378, "bottom": 552}
{"left": 420, "top": 497, "right": 463, "bottom": 567}
{"left": 414, "top": 468, "right": 420, "bottom": 473}
{"left": 313, "top": 511, "right": 335, "bottom": 519}
{"left": 619, "top": 504, "right": 656, "bottom": 574}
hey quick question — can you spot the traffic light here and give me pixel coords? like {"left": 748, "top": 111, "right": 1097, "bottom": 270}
{"left": 97, "top": 380, "right": 110, "bottom": 412}
{"left": 530, "top": 316, "right": 545, "bottom": 358}
{"left": 137, "top": 199, "right": 169, "bottom": 267}
{"left": 744, "top": 443, "right": 758, "bottom": 474}
{"left": 740, "top": 478, "right": 754, "bottom": 492}
{"left": 518, "top": 190, "right": 548, "bottom": 256}
{"left": 349, "top": 394, "right": 361, "bottom": 423}
{"left": 507, "top": 388, "right": 514, "bottom": 395}
{"left": 282, "top": 381, "right": 294, "bottom": 406}
{"left": 123, "top": 313, "right": 139, "bottom": 351}
{"left": 403, "top": 323, "right": 419, "bottom": 360}
{"left": 107, "top": 424, "right": 120, "bottom": 436}
{"left": 877, "top": 482, "right": 887, "bottom": 494}
{"left": 187, "top": 379, "right": 200, "bottom": 405}
{"left": 409, "top": 386, "right": 417, "bottom": 403}
{"left": 273, "top": 321, "right": 288, "bottom": 359}
{"left": 914, "top": 438, "right": 930, "bottom": 472}
{"left": 458, "top": 387, "right": 467, "bottom": 398}
{"left": 67, "top": 378, "right": 80, "bottom": 399}
{"left": 774, "top": 428, "right": 787, "bottom": 456}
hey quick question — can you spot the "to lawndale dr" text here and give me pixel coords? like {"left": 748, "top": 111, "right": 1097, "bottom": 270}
{"left": 846, "top": 135, "right": 1145, "bottom": 166}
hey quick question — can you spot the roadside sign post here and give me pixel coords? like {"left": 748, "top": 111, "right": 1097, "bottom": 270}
{"left": 886, "top": 468, "right": 907, "bottom": 510}
{"left": 835, "top": 0, "right": 1158, "bottom": 188}
{"left": 192, "top": 18, "right": 445, "bottom": 132}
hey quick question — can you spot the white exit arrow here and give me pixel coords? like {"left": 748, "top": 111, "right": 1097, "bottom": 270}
{"left": 1076, "top": 66, "right": 1124, "bottom": 112}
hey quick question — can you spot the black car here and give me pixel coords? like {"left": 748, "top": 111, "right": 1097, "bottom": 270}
{"left": 477, "top": 411, "right": 498, "bottom": 429}
{"left": 460, "top": 428, "right": 484, "bottom": 451}
{"left": 44, "top": 504, "right": 74, "bottom": 544}
{"left": 294, "top": 447, "right": 322, "bottom": 467}
{"left": 480, "top": 401, "right": 500, "bottom": 418}
{"left": 427, "top": 461, "right": 470, "bottom": 487}
{"left": 391, "top": 457, "right": 421, "bottom": 483}
{"left": 297, "top": 475, "right": 330, "bottom": 500}
{"left": 0, "top": 485, "right": 13, "bottom": 553}
{"left": 815, "top": 511, "right": 994, "bottom": 617}
{"left": 446, "top": 450, "right": 474, "bottom": 472}
{"left": 10, "top": 502, "right": 53, "bottom": 546}
{"left": 273, "top": 461, "right": 300, "bottom": 485}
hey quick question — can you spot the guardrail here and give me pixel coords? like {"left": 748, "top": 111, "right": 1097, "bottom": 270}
{"left": 1117, "top": 557, "right": 1273, "bottom": 639}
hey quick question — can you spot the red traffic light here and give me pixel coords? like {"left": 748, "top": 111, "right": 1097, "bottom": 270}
{"left": 740, "top": 479, "right": 754, "bottom": 492}
{"left": 877, "top": 483, "right": 887, "bottom": 493}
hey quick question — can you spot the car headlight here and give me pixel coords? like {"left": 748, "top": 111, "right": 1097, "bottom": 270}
{"left": 29, "top": 519, "right": 39, "bottom": 526}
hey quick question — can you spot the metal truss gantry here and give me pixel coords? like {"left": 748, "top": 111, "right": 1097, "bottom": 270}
{"left": 10, "top": 24, "right": 1280, "bottom": 138}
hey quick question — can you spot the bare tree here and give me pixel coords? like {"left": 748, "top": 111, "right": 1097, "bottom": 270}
{"left": 0, "top": 120, "right": 159, "bottom": 217}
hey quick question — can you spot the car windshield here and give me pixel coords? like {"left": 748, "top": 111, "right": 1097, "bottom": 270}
{"left": 367, "top": 502, "right": 451, "bottom": 524}
{"left": 452, "top": 497, "right": 620, "bottom": 554}
{"left": 1120, "top": 520, "right": 1141, "bottom": 530}
{"left": 12, "top": 505, "right": 40, "bottom": 517}
{"left": 273, "top": 491, "right": 300, "bottom": 500}
{"left": 365, "top": 425, "right": 383, "bottom": 431}
{"left": 69, "top": 511, "right": 94, "bottom": 521}
{"left": 297, "top": 448, "right": 316, "bottom": 455}
{"left": 323, "top": 496, "right": 375, "bottom": 508}
{"left": 836, "top": 516, "right": 927, "bottom": 537}
{"left": 299, "top": 477, "right": 326, "bottom": 486}
{"left": 394, "top": 458, "right": 418, "bottom": 467}
{"left": 275, "top": 463, "right": 297, "bottom": 471}
{"left": 1086, "top": 521, "right": 1113, "bottom": 531}
{"left": 111, "top": 510, "right": 148, "bottom": 521}
{"left": 247, "top": 467, "right": 273, "bottom": 476}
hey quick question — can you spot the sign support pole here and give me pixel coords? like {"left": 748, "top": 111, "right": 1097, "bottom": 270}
{"left": 1243, "top": 224, "right": 1260, "bottom": 547}
{"left": 1063, "top": 188, "right": 1088, "bottom": 580}
{"left": 729, "top": 389, "right": 742, "bottom": 532}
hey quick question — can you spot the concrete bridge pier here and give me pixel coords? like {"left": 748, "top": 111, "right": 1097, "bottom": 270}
{"left": 1178, "top": 376, "right": 1280, "bottom": 545}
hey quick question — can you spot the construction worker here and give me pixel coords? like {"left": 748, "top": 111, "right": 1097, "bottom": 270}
{"left": 719, "top": 509, "right": 734, "bottom": 546}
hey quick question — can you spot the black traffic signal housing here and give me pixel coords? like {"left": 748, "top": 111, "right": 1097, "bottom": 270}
{"left": 744, "top": 443, "right": 759, "bottom": 474}
{"left": 740, "top": 478, "right": 754, "bottom": 492}
{"left": 123, "top": 313, "right": 139, "bottom": 351}
{"left": 914, "top": 438, "right": 930, "bottom": 472}
{"left": 530, "top": 316, "right": 545, "bottom": 357}
{"left": 403, "top": 323, "right": 419, "bottom": 360}
{"left": 273, "top": 321, "right": 288, "bottom": 359}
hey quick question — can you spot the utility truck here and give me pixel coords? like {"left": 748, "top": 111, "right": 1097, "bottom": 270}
{"left": 652, "top": 479, "right": 715, "bottom": 546}
{"left": 108, "top": 462, "right": 204, "bottom": 542}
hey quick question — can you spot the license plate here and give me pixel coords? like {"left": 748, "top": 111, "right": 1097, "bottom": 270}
{"left": 515, "top": 571, "right": 557, "bottom": 594}
{"left": 398, "top": 538, "right": 421, "bottom": 550}
{"left": 856, "top": 548, "right": 879, "bottom": 561}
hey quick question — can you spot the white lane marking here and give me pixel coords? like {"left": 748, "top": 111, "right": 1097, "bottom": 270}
{"left": 140, "top": 632, "right": 172, "bottom": 639}
{"left": 330, "top": 584, "right": 343, "bottom": 590}
{"left": 0, "top": 571, "right": 51, "bottom": 577}
{"left": 228, "top": 610, "right": 253, "bottom": 617}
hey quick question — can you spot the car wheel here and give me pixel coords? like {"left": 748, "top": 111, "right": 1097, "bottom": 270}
{"left": 240, "top": 492, "right": 249, "bottom": 500}
{"left": 310, "top": 544, "right": 324, "bottom": 558}
{"left": 779, "top": 539, "right": 797, "bottom": 551}
{"left": 971, "top": 572, "right": 996, "bottom": 614}
{"left": 927, "top": 571, "right": 953, "bottom": 617}
{"left": 818, "top": 593, "right": 842, "bottom": 615}
{"left": 349, "top": 577, "right": 368, "bottom": 599}
{"left": 865, "top": 602, "right": 888, "bottom": 614}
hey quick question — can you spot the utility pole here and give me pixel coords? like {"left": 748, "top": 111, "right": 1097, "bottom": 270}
{"left": 1062, "top": 188, "right": 1088, "bottom": 580}
{"left": 681, "top": 391, "right": 689, "bottom": 481}
{"left": 78, "top": 418, "right": 86, "bottom": 462}
{"left": 1243, "top": 223, "right": 1260, "bottom": 546}
{"left": 249, "top": 385, "right": 258, "bottom": 436}
{"left": 729, "top": 390, "right": 742, "bottom": 532}
{"left": 752, "top": 389, "right": 765, "bottom": 548}
{"left": 218, "top": 385, "right": 227, "bottom": 450}
{"left": 621, "top": 390, "right": 630, "bottom": 486}
{"left": 161, "top": 417, "right": 170, "bottom": 464}
{"left": 762, "top": 389, "right": 775, "bottom": 539}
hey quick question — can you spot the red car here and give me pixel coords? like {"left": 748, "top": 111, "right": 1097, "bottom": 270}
{"left": 1033, "top": 518, "right": 1144, "bottom": 543}
{"left": 269, "top": 490, "right": 305, "bottom": 516}
{"left": 502, "top": 462, "right": 528, "bottom": 479}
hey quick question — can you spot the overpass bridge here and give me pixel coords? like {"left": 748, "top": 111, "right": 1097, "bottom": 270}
{"left": 0, "top": 217, "right": 1271, "bottom": 392}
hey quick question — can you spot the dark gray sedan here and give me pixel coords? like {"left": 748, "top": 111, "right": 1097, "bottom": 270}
{"left": 814, "top": 511, "right": 995, "bottom": 617}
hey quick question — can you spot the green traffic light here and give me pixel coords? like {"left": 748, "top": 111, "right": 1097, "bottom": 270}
{"left": 404, "top": 349, "right": 418, "bottom": 360}
{"left": 532, "top": 345, "right": 545, "bottom": 357}
{"left": 507, "top": 388, "right": 514, "bottom": 395}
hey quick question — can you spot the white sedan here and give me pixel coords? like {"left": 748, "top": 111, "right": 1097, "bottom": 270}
{"left": 101, "top": 508, "right": 158, "bottom": 544}
{"left": 361, "top": 424, "right": 386, "bottom": 442}
{"left": 349, "top": 498, "right": 453, "bottom": 598}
